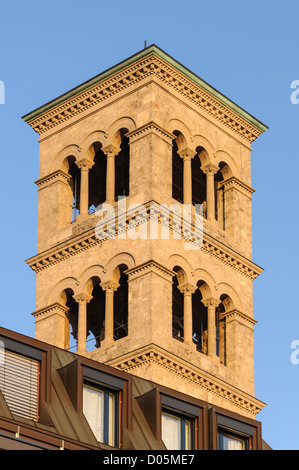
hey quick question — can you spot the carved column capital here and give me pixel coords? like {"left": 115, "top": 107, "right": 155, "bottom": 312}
{"left": 201, "top": 163, "right": 219, "bottom": 175}
{"left": 100, "top": 280, "right": 119, "bottom": 293}
{"left": 178, "top": 283, "right": 197, "bottom": 296}
{"left": 178, "top": 147, "right": 196, "bottom": 160}
{"left": 73, "top": 292, "right": 93, "bottom": 304}
{"left": 202, "top": 297, "right": 221, "bottom": 308}
{"left": 102, "top": 144, "right": 121, "bottom": 157}
{"left": 76, "top": 158, "right": 94, "bottom": 171}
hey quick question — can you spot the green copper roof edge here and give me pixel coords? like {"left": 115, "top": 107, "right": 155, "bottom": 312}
{"left": 153, "top": 46, "right": 268, "bottom": 133}
{"left": 21, "top": 46, "right": 157, "bottom": 122}
{"left": 22, "top": 44, "right": 268, "bottom": 133}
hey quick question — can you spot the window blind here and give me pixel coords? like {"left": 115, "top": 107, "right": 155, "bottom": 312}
{"left": 0, "top": 349, "right": 39, "bottom": 421}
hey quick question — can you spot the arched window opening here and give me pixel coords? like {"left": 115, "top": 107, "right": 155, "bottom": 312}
{"left": 89, "top": 143, "right": 107, "bottom": 212}
{"left": 192, "top": 147, "right": 206, "bottom": 217}
{"left": 172, "top": 268, "right": 184, "bottom": 341}
{"left": 68, "top": 159, "right": 81, "bottom": 222}
{"left": 192, "top": 287, "right": 208, "bottom": 354}
{"left": 216, "top": 295, "right": 228, "bottom": 365}
{"left": 115, "top": 133, "right": 130, "bottom": 200}
{"left": 86, "top": 279, "right": 105, "bottom": 350}
{"left": 64, "top": 288, "right": 78, "bottom": 351}
{"left": 113, "top": 265, "right": 128, "bottom": 340}
{"left": 172, "top": 134, "right": 184, "bottom": 204}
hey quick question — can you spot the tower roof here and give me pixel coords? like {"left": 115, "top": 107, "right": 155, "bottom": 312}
{"left": 22, "top": 44, "right": 268, "bottom": 139}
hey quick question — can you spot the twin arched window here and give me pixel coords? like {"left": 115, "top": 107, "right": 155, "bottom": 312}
{"left": 172, "top": 133, "right": 230, "bottom": 228}
{"left": 171, "top": 276, "right": 209, "bottom": 354}
{"left": 61, "top": 267, "right": 129, "bottom": 352}
{"left": 172, "top": 135, "right": 207, "bottom": 210}
{"left": 172, "top": 270, "right": 227, "bottom": 365}
{"left": 67, "top": 132, "right": 130, "bottom": 222}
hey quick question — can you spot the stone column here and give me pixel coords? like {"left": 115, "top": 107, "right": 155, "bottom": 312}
{"left": 73, "top": 293, "right": 92, "bottom": 354}
{"left": 178, "top": 283, "right": 197, "bottom": 346}
{"left": 178, "top": 148, "right": 196, "bottom": 205}
{"left": 202, "top": 297, "right": 220, "bottom": 358}
{"left": 76, "top": 158, "right": 94, "bottom": 220}
{"left": 202, "top": 164, "right": 219, "bottom": 221}
{"left": 102, "top": 145, "right": 121, "bottom": 205}
{"left": 100, "top": 281, "right": 119, "bottom": 345}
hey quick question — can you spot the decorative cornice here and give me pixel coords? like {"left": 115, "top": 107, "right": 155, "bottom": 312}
{"left": 25, "top": 202, "right": 263, "bottom": 280}
{"left": 223, "top": 309, "right": 258, "bottom": 328}
{"left": 222, "top": 176, "right": 255, "bottom": 197}
{"left": 126, "top": 260, "right": 175, "bottom": 282}
{"left": 22, "top": 46, "right": 267, "bottom": 143}
{"left": 26, "top": 232, "right": 101, "bottom": 273}
{"left": 200, "top": 232, "right": 263, "bottom": 280}
{"left": 126, "top": 121, "right": 175, "bottom": 144}
{"left": 107, "top": 344, "right": 265, "bottom": 417}
{"left": 34, "top": 170, "right": 70, "bottom": 189}
{"left": 31, "top": 302, "right": 68, "bottom": 319}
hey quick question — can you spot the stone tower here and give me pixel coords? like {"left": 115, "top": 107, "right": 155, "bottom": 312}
{"left": 23, "top": 45, "right": 267, "bottom": 420}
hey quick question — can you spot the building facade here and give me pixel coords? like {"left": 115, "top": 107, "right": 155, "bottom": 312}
{"left": 1, "top": 45, "right": 269, "bottom": 450}
{"left": 0, "top": 326, "right": 268, "bottom": 450}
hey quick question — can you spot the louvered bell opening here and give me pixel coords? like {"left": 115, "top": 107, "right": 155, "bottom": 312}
{"left": 0, "top": 350, "right": 40, "bottom": 421}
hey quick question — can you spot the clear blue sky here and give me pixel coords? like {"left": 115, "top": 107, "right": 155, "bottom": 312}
{"left": 0, "top": 0, "right": 298, "bottom": 450}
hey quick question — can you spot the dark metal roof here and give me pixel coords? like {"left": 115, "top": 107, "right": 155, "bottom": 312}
{"left": 0, "top": 327, "right": 271, "bottom": 450}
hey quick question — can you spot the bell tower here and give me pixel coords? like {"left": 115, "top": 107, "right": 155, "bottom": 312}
{"left": 23, "top": 45, "right": 267, "bottom": 419}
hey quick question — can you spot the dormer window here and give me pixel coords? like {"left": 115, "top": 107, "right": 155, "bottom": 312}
{"left": 214, "top": 411, "right": 255, "bottom": 450}
{"left": 83, "top": 382, "right": 118, "bottom": 447}
{"left": 0, "top": 347, "right": 40, "bottom": 421}
{"left": 58, "top": 359, "right": 130, "bottom": 449}
{"left": 81, "top": 366, "right": 124, "bottom": 447}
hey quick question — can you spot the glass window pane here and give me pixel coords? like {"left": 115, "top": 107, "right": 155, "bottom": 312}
{"left": 162, "top": 413, "right": 181, "bottom": 450}
{"left": 108, "top": 392, "right": 116, "bottom": 447}
{"left": 184, "top": 419, "right": 192, "bottom": 450}
{"left": 223, "top": 435, "right": 245, "bottom": 450}
{"left": 83, "top": 385, "right": 104, "bottom": 442}
{"left": 219, "top": 430, "right": 247, "bottom": 450}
